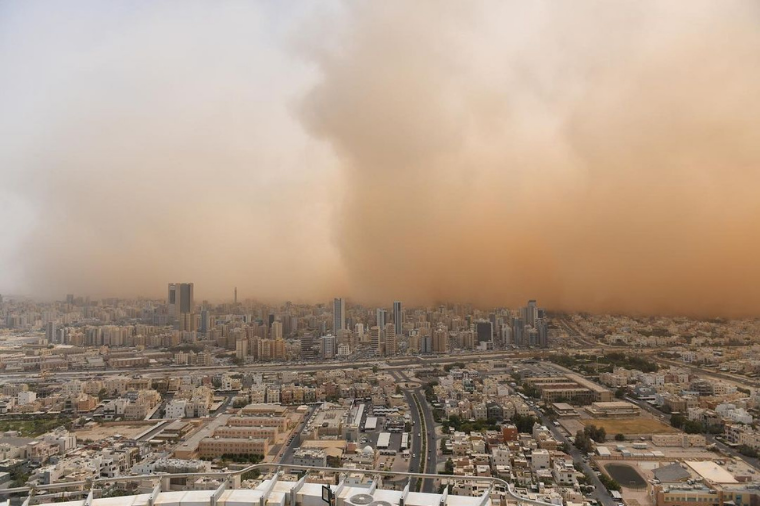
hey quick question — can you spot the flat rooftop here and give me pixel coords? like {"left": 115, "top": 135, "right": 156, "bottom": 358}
{"left": 686, "top": 461, "right": 738, "bottom": 484}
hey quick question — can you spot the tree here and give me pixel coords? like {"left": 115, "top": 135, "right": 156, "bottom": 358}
{"left": 615, "top": 388, "right": 626, "bottom": 399}
{"left": 441, "top": 458, "right": 454, "bottom": 475}
{"left": 670, "top": 413, "right": 686, "bottom": 429}
{"left": 574, "top": 430, "right": 594, "bottom": 453}
{"left": 599, "top": 473, "right": 621, "bottom": 492}
{"left": 512, "top": 413, "right": 538, "bottom": 433}
{"left": 615, "top": 433, "right": 625, "bottom": 441}
{"left": 583, "top": 424, "right": 606, "bottom": 443}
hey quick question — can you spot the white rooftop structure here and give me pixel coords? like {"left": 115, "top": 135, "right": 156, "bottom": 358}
{"left": 27, "top": 476, "right": 494, "bottom": 506}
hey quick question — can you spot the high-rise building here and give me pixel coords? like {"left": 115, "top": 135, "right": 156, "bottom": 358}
{"left": 235, "top": 339, "right": 248, "bottom": 360}
{"left": 273, "top": 338, "right": 286, "bottom": 361}
{"left": 536, "top": 318, "right": 549, "bottom": 348}
{"left": 46, "top": 321, "right": 57, "bottom": 344}
{"left": 320, "top": 335, "right": 336, "bottom": 359}
{"left": 333, "top": 298, "right": 345, "bottom": 333}
{"left": 475, "top": 321, "right": 493, "bottom": 343}
{"left": 300, "top": 333, "right": 316, "bottom": 360}
{"left": 271, "top": 321, "right": 283, "bottom": 340}
{"left": 433, "top": 326, "right": 448, "bottom": 353}
{"left": 512, "top": 317, "right": 525, "bottom": 347}
{"left": 370, "top": 326, "right": 382, "bottom": 355}
{"left": 200, "top": 310, "right": 214, "bottom": 333}
{"left": 527, "top": 327, "right": 538, "bottom": 347}
{"left": 354, "top": 323, "right": 365, "bottom": 342}
{"left": 168, "top": 283, "right": 194, "bottom": 316}
{"left": 393, "top": 301, "right": 403, "bottom": 336}
{"left": 420, "top": 334, "right": 432, "bottom": 354}
{"left": 522, "top": 300, "right": 537, "bottom": 328}
{"left": 384, "top": 323, "right": 397, "bottom": 356}
{"left": 376, "top": 309, "right": 387, "bottom": 329}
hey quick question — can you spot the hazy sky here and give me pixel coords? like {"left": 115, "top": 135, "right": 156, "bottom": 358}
{"left": 2, "top": 1, "right": 760, "bottom": 316}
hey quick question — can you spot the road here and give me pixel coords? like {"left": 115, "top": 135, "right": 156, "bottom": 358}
{"left": 391, "top": 369, "right": 437, "bottom": 493}
{"left": 278, "top": 406, "right": 317, "bottom": 464}
{"left": 530, "top": 405, "right": 616, "bottom": 506}
{"left": 0, "top": 350, "right": 549, "bottom": 384}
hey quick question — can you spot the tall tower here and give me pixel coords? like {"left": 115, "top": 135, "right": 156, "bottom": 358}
{"left": 393, "top": 301, "right": 403, "bottom": 336}
{"left": 234, "top": 287, "right": 238, "bottom": 304}
{"left": 169, "top": 283, "right": 195, "bottom": 331}
{"left": 522, "top": 300, "right": 537, "bottom": 327}
{"left": 376, "top": 308, "right": 387, "bottom": 329}
{"left": 384, "top": 323, "right": 397, "bottom": 356}
{"left": 168, "top": 283, "right": 194, "bottom": 316}
{"left": 333, "top": 298, "right": 346, "bottom": 332}
{"left": 46, "top": 321, "right": 57, "bottom": 344}
{"left": 370, "top": 326, "right": 382, "bottom": 355}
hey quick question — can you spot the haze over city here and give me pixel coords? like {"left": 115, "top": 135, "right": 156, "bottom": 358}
{"left": 2, "top": 1, "right": 760, "bottom": 316}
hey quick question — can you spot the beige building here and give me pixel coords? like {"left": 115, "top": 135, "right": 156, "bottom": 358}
{"left": 197, "top": 437, "right": 268, "bottom": 458}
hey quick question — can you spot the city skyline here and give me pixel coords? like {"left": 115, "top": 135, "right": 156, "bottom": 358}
{"left": 2, "top": 2, "right": 760, "bottom": 317}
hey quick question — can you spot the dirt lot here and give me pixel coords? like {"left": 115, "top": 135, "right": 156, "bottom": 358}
{"left": 582, "top": 417, "right": 677, "bottom": 435}
{"left": 74, "top": 424, "right": 146, "bottom": 441}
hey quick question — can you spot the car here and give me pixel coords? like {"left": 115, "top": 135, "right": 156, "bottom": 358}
{"left": 418, "top": 433, "right": 421, "bottom": 437}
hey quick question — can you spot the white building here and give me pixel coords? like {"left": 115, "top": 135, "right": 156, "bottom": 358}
{"left": 165, "top": 400, "right": 188, "bottom": 419}
{"left": 18, "top": 391, "right": 37, "bottom": 405}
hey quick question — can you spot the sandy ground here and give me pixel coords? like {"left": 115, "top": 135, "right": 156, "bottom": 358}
{"left": 75, "top": 424, "right": 147, "bottom": 441}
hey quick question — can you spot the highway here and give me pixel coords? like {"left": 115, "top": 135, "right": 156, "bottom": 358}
{"left": 0, "top": 351, "right": 543, "bottom": 384}
{"left": 391, "top": 369, "right": 437, "bottom": 493}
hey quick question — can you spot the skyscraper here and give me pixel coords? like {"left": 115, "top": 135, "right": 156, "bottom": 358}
{"left": 393, "top": 301, "right": 403, "bottom": 336}
{"left": 522, "top": 300, "right": 537, "bottom": 327}
{"left": 512, "top": 317, "right": 525, "bottom": 347}
{"left": 384, "top": 323, "right": 397, "bottom": 356}
{"left": 536, "top": 318, "right": 549, "bottom": 348}
{"left": 333, "top": 298, "right": 346, "bottom": 332}
{"left": 320, "top": 335, "right": 336, "bottom": 359}
{"left": 475, "top": 321, "right": 493, "bottom": 343}
{"left": 370, "top": 326, "right": 382, "bottom": 355}
{"left": 271, "top": 321, "right": 283, "bottom": 340}
{"left": 46, "top": 321, "right": 57, "bottom": 344}
{"left": 376, "top": 308, "right": 387, "bottom": 329}
{"left": 433, "top": 326, "right": 448, "bottom": 353}
{"left": 168, "top": 283, "right": 194, "bottom": 317}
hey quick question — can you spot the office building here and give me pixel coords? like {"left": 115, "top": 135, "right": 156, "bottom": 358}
{"left": 536, "top": 318, "right": 549, "bottom": 348}
{"left": 200, "top": 310, "right": 214, "bottom": 333}
{"left": 300, "top": 333, "right": 315, "bottom": 360}
{"left": 235, "top": 339, "right": 248, "bottom": 360}
{"left": 168, "top": 283, "right": 194, "bottom": 316}
{"left": 384, "top": 323, "right": 397, "bottom": 356}
{"left": 333, "top": 298, "right": 346, "bottom": 332}
{"left": 433, "top": 326, "right": 448, "bottom": 353}
{"left": 522, "top": 299, "right": 538, "bottom": 327}
{"left": 271, "top": 321, "right": 283, "bottom": 340}
{"left": 320, "top": 334, "right": 336, "bottom": 359}
{"left": 475, "top": 320, "right": 493, "bottom": 343}
{"left": 376, "top": 308, "right": 387, "bottom": 329}
{"left": 46, "top": 321, "right": 57, "bottom": 344}
{"left": 370, "top": 326, "right": 382, "bottom": 355}
{"left": 512, "top": 317, "right": 525, "bottom": 347}
{"left": 420, "top": 334, "right": 432, "bottom": 354}
{"left": 393, "top": 301, "right": 403, "bottom": 336}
